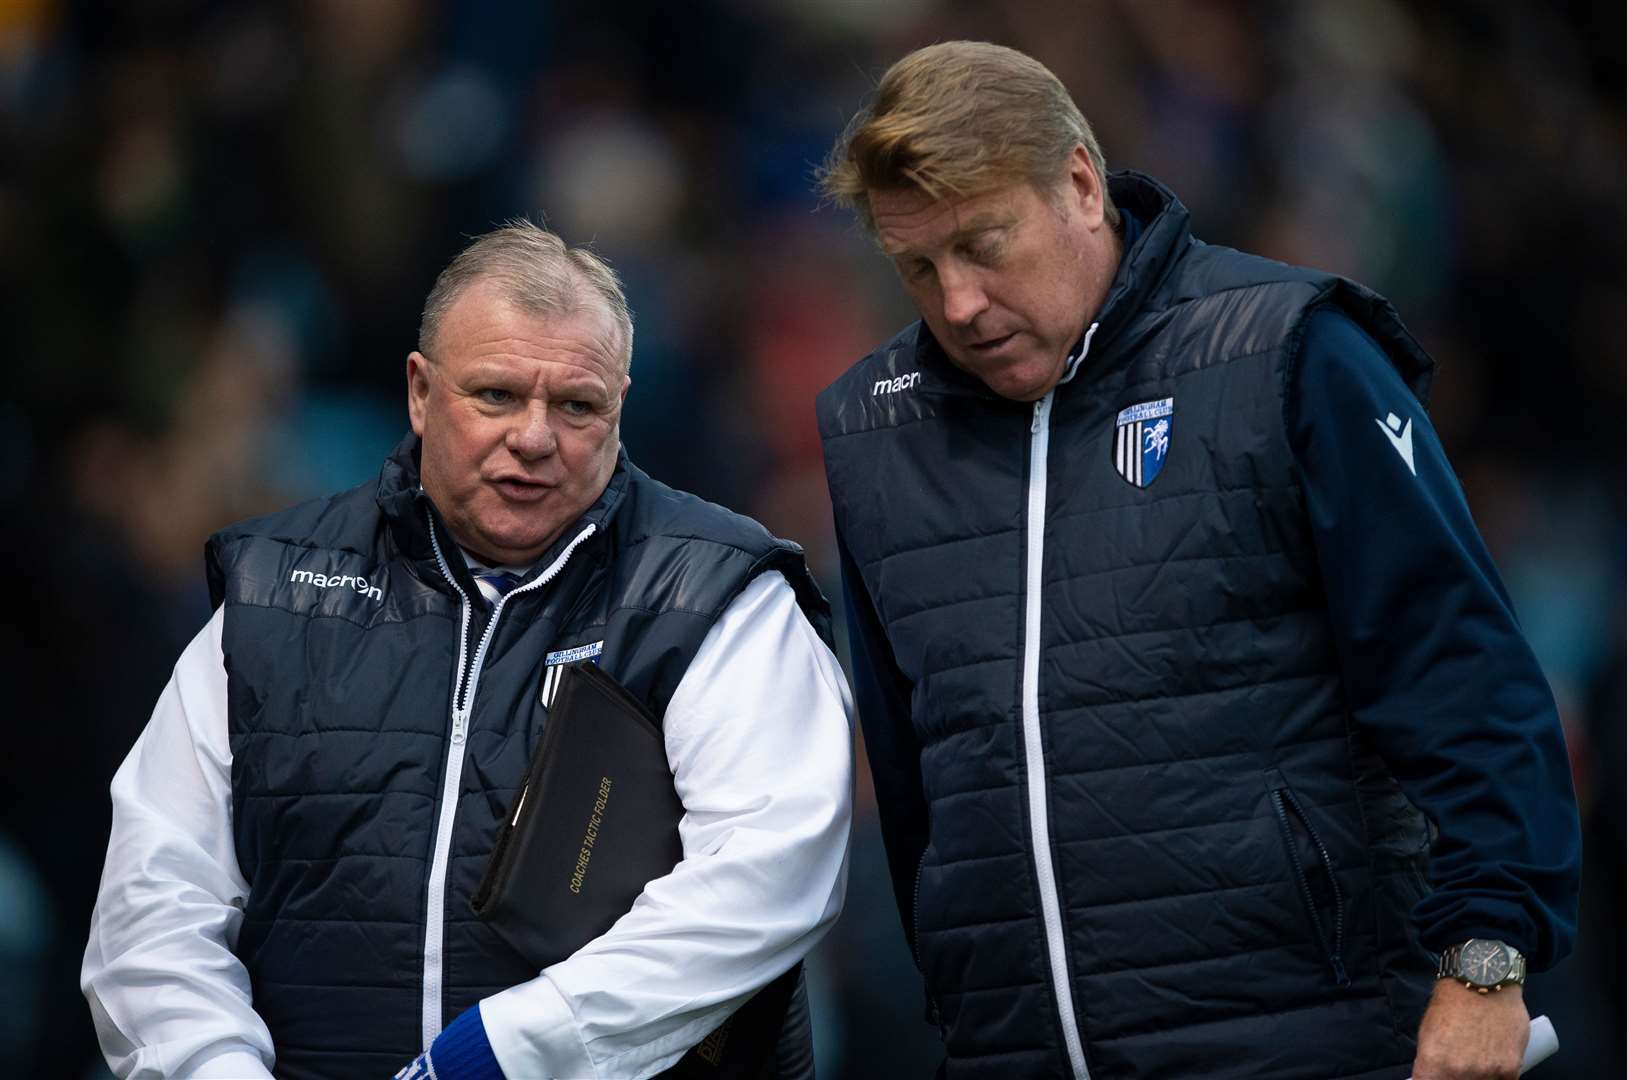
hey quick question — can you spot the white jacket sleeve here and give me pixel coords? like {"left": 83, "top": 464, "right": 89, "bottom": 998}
{"left": 81, "top": 607, "right": 276, "bottom": 1080}
{"left": 480, "top": 570, "right": 855, "bottom": 1079}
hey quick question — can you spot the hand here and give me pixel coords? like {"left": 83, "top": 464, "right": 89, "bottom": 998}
{"left": 1412, "top": 978, "right": 1529, "bottom": 1079}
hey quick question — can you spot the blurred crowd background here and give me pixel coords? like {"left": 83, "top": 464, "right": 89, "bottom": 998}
{"left": 3, "top": 0, "right": 1623, "bottom": 1076}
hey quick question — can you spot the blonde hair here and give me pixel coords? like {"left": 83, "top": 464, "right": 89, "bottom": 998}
{"left": 818, "top": 41, "right": 1118, "bottom": 232}
{"left": 419, "top": 219, "right": 634, "bottom": 371}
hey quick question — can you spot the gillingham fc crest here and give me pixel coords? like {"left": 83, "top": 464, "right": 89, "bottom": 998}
{"left": 1113, "top": 397, "right": 1173, "bottom": 488}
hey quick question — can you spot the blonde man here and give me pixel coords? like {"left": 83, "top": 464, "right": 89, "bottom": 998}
{"left": 817, "top": 41, "right": 1576, "bottom": 1080}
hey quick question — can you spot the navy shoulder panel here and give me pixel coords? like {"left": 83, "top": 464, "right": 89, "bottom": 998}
{"left": 1158, "top": 241, "right": 1330, "bottom": 305}
{"left": 612, "top": 464, "right": 829, "bottom": 630}
{"left": 203, "top": 479, "right": 442, "bottom": 626}
{"left": 1147, "top": 243, "right": 1433, "bottom": 401}
{"left": 209, "top": 478, "right": 380, "bottom": 561}
{"left": 816, "top": 322, "right": 940, "bottom": 441}
{"left": 619, "top": 463, "right": 786, "bottom": 559}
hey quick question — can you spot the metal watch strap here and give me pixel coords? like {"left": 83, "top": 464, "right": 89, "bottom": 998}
{"left": 1437, "top": 940, "right": 1528, "bottom": 988}
{"left": 1436, "top": 943, "right": 1462, "bottom": 981}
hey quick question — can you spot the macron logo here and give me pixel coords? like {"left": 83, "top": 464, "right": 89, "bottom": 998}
{"left": 290, "top": 569, "right": 384, "bottom": 603}
{"left": 873, "top": 371, "right": 921, "bottom": 396}
{"left": 1376, "top": 411, "right": 1416, "bottom": 476}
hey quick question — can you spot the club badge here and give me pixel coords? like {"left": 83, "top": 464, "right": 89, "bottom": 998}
{"left": 540, "top": 641, "right": 604, "bottom": 707}
{"left": 1113, "top": 397, "right": 1173, "bottom": 488}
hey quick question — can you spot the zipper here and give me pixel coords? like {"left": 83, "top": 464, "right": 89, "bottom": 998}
{"left": 910, "top": 848, "right": 927, "bottom": 967}
{"left": 1270, "top": 784, "right": 1350, "bottom": 987}
{"left": 910, "top": 849, "right": 944, "bottom": 1029}
{"left": 1021, "top": 325, "right": 1097, "bottom": 1080}
{"left": 419, "top": 510, "right": 599, "bottom": 1048}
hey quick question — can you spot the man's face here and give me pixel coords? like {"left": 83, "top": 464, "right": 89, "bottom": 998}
{"left": 870, "top": 147, "right": 1117, "bottom": 402}
{"left": 407, "top": 279, "right": 629, "bottom": 565}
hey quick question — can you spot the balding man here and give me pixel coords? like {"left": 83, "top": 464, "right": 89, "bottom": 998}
{"left": 83, "top": 221, "right": 852, "bottom": 1080}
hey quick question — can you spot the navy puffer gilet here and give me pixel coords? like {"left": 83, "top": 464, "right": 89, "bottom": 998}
{"left": 818, "top": 173, "right": 1439, "bottom": 1079}
{"left": 206, "top": 437, "right": 827, "bottom": 1079}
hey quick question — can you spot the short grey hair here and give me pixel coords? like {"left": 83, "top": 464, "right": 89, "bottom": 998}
{"left": 418, "top": 219, "right": 634, "bottom": 371}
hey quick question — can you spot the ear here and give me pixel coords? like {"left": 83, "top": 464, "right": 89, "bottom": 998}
{"left": 619, "top": 373, "right": 631, "bottom": 404}
{"left": 1067, "top": 144, "right": 1107, "bottom": 232}
{"left": 407, "top": 352, "right": 431, "bottom": 437}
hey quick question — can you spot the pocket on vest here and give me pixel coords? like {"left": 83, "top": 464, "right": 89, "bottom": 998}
{"left": 1265, "top": 768, "right": 1351, "bottom": 988}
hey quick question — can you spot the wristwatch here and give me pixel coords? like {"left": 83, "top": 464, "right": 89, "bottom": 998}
{"left": 1436, "top": 938, "right": 1527, "bottom": 993}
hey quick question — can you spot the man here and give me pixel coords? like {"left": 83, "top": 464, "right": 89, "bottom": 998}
{"left": 816, "top": 41, "right": 1579, "bottom": 1080}
{"left": 83, "top": 222, "right": 853, "bottom": 1079}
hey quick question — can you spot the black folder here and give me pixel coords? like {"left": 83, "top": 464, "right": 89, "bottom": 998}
{"left": 471, "top": 660, "right": 799, "bottom": 1079}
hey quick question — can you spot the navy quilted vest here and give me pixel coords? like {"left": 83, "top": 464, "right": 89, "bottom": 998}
{"left": 206, "top": 436, "right": 828, "bottom": 1080}
{"left": 818, "top": 173, "right": 1440, "bottom": 1080}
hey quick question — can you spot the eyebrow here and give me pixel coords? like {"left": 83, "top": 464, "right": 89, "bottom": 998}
{"left": 457, "top": 364, "right": 609, "bottom": 398}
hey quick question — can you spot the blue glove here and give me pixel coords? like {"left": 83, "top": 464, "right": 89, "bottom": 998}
{"left": 394, "top": 1005, "right": 505, "bottom": 1080}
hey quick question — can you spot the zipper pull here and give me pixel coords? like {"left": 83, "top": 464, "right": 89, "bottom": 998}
{"left": 451, "top": 709, "right": 468, "bottom": 745}
{"left": 1031, "top": 395, "right": 1050, "bottom": 433}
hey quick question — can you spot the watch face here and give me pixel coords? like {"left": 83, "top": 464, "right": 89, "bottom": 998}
{"left": 1460, "top": 939, "right": 1512, "bottom": 986}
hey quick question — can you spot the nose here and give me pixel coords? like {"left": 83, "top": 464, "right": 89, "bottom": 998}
{"left": 939, "top": 265, "right": 989, "bottom": 328}
{"left": 507, "top": 400, "right": 557, "bottom": 460}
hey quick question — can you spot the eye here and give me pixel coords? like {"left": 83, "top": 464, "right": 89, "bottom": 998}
{"left": 902, "top": 258, "right": 934, "bottom": 282}
{"left": 966, "top": 237, "right": 1004, "bottom": 264}
{"left": 560, "top": 400, "right": 594, "bottom": 417}
{"left": 476, "top": 388, "right": 515, "bottom": 406}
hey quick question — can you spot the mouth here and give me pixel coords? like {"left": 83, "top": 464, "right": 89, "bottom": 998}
{"left": 490, "top": 477, "right": 554, "bottom": 503}
{"left": 967, "top": 332, "right": 1017, "bottom": 355}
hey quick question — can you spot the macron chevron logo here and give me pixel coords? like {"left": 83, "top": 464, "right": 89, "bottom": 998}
{"left": 1376, "top": 411, "right": 1416, "bottom": 476}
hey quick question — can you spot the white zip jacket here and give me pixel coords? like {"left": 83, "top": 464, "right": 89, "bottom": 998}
{"left": 83, "top": 570, "right": 853, "bottom": 1079}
